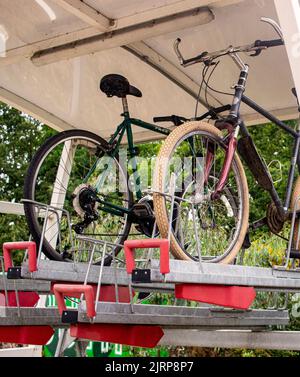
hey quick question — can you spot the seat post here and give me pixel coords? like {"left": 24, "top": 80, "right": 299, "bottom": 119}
{"left": 122, "top": 97, "right": 129, "bottom": 114}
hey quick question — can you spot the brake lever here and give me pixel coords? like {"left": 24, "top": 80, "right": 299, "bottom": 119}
{"left": 261, "top": 17, "right": 284, "bottom": 41}
{"left": 174, "top": 38, "right": 185, "bottom": 65}
{"left": 174, "top": 38, "right": 211, "bottom": 66}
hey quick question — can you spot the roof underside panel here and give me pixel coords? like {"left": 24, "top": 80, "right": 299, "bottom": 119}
{"left": 0, "top": 0, "right": 298, "bottom": 142}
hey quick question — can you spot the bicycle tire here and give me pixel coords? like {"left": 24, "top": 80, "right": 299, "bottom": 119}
{"left": 24, "top": 129, "right": 133, "bottom": 262}
{"left": 290, "top": 176, "right": 300, "bottom": 250}
{"left": 153, "top": 121, "right": 249, "bottom": 264}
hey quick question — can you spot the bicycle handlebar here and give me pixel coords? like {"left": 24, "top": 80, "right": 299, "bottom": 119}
{"left": 153, "top": 115, "right": 187, "bottom": 126}
{"left": 254, "top": 38, "right": 284, "bottom": 48}
{"left": 174, "top": 38, "right": 284, "bottom": 67}
{"left": 174, "top": 17, "right": 284, "bottom": 68}
{"left": 153, "top": 104, "right": 232, "bottom": 126}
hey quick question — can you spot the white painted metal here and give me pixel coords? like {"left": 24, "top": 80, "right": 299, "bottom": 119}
{"left": 31, "top": 8, "right": 214, "bottom": 66}
{"left": 0, "top": 87, "right": 74, "bottom": 132}
{"left": 0, "top": 0, "right": 298, "bottom": 142}
{"left": 124, "top": 42, "right": 222, "bottom": 107}
{"left": 0, "top": 201, "right": 24, "bottom": 216}
{"left": 45, "top": 140, "right": 76, "bottom": 248}
{"left": 0, "top": 1, "right": 238, "bottom": 67}
{"left": 0, "top": 346, "right": 42, "bottom": 357}
{"left": 52, "top": 0, "right": 227, "bottom": 32}
{"left": 274, "top": 0, "right": 300, "bottom": 103}
{"left": 159, "top": 330, "right": 300, "bottom": 350}
{"left": 1, "top": 0, "right": 300, "bottom": 352}
{"left": 51, "top": 0, "right": 112, "bottom": 30}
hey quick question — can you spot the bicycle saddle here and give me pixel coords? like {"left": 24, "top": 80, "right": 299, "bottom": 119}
{"left": 100, "top": 74, "right": 142, "bottom": 98}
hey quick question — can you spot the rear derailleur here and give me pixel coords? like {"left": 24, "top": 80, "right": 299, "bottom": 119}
{"left": 72, "top": 185, "right": 99, "bottom": 234}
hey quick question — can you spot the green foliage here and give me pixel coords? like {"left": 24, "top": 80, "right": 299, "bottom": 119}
{"left": 0, "top": 102, "right": 56, "bottom": 248}
{"left": 246, "top": 120, "right": 297, "bottom": 222}
{"left": 1, "top": 102, "right": 300, "bottom": 357}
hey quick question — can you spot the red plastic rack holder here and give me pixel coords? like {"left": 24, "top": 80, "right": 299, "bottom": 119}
{"left": 3, "top": 241, "right": 37, "bottom": 273}
{"left": 53, "top": 284, "right": 96, "bottom": 318}
{"left": 175, "top": 284, "right": 256, "bottom": 310}
{"left": 70, "top": 323, "right": 164, "bottom": 348}
{"left": 0, "top": 326, "right": 54, "bottom": 346}
{"left": 124, "top": 238, "right": 170, "bottom": 275}
{"left": 50, "top": 283, "right": 133, "bottom": 303}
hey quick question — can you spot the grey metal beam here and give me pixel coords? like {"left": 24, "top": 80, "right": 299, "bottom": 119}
{"left": 21, "top": 260, "right": 130, "bottom": 286}
{"left": 149, "top": 259, "right": 300, "bottom": 291}
{"left": 159, "top": 329, "right": 300, "bottom": 350}
{"left": 20, "top": 260, "right": 173, "bottom": 293}
{"left": 0, "top": 307, "right": 66, "bottom": 326}
{"left": 78, "top": 302, "right": 289, "bottom": 328}
{"left": 19, "top": 257, "right": 300, "bottom": 294}
{"left": 0, "top": 201, "right": 24, "bottom": 216}
{"left": 0, "top": 275, "right": 51, "bottom": 293}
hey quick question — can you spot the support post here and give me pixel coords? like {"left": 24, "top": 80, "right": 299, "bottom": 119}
{"left": 274, "top": 0, "right": 300, "bottom": 101}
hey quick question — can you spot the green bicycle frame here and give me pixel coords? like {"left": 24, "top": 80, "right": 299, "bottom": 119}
{"left": 84, "top": 108, "right": 171, "bottom": 217}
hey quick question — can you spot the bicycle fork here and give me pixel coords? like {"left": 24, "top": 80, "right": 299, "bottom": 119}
{"left": 208, "top": 56, "right": 248, "bottom": 201}
{"left": 209, "top": 126, "right": 240, "bottom": 201}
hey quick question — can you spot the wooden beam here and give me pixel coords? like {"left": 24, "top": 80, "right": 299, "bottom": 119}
{"left": 51, "top": 0, "right": 113, "bottom": 30}
{"left": 31, "top": 7, "right": 214, "bottom": 66}
{"left": 52, "top": 0, "right": 239, "bottom": 31}
{"left": 124, "top": 42, "right": 222, "bottom": 108}
{"left": 0, "top": 0, "right": 242, "bottom": 67}
{"left": 115, "top": 0, "right": 238, "bottom": 29}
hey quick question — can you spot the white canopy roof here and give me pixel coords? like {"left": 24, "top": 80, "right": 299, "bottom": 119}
{"left": 0, "top": 0, "right": 299, "bottom": 142}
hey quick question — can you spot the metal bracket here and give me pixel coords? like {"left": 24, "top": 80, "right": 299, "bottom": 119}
{"left": 7, "top": 267, "right": 22, "bottom": 280}
{"left": 62, "top": 310, "right": 79, "bottom": 324}
{"left": 132, "top": 269, "right": 151, "bottom": 284}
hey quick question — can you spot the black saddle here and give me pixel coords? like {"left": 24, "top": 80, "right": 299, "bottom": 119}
{"left": 100, "top": 74, "right": 142, "bottom": 98}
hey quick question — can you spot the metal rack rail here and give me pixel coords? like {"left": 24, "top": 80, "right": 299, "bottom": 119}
{"left": 2, "top": 195, "right": 300, "bottom": 353}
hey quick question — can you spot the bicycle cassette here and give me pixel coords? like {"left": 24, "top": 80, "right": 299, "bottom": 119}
{"left": 72, "top": 184, "right": 98, "bottom": 218}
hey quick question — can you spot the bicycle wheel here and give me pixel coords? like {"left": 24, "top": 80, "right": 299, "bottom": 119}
{"left": 24, "top": 129, "right": 132, "bottom": 262}
{"left": 153, "top": 121, "right": 249, "bottom": 263}
{"left": 290, "top": 176, "right": 300, "bottom": 250}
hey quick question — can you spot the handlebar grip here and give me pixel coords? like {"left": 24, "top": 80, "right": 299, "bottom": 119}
{"left": 153, "top": 115, "right": 187, "bottom": 126}
{"left": 212, "top": 104, "right": 232, "bottom": 114}
{"left": 194, "top": 104, "right": 231, "bottom": 121}
{"left": 254, "top": 38, "right": 284, "bottom": 48}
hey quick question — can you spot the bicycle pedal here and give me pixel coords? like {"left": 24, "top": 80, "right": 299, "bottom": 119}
{"left": 287, "top": 249, "right": 300, "bottom": 259}
{"left": 131, "top": 202, "right": 154, "bottom": 220}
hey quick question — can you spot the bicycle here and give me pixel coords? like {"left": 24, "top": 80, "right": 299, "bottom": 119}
{"left": 24, "top": 17, "right": 300, "bottom": 265}
{"left": 23, "top": 72, "right": 229, "bottom": 264}
{"left": 152, "top": 17, "right": 300, "bottom": 263}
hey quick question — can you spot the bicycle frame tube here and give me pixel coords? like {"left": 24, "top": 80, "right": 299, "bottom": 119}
{"left": 210, "top": 64, "right": 249, "bottom": 200}
{"left": 210, "top": 66, "right": 300, "bottom": 217}
{"left": 85, "top": 112, "right": 172, "bottom": 216}
{"left": 127, "top": 116, "right": 171, "bottom": 200}
{"left": 242, "top": 95, "right": 300, "bottom": 213}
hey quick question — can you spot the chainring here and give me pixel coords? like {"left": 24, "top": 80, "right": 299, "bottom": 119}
{"left": 266, "top": 202, "right": 284, "bottom": 234}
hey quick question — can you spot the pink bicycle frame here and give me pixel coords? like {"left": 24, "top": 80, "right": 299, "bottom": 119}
{"left": 204, "top": 125, "right": 238, "bottom": 201}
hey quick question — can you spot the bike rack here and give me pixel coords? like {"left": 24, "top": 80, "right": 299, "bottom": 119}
{"left": 2, "top": 194, "right": 300, "bottom": 352}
